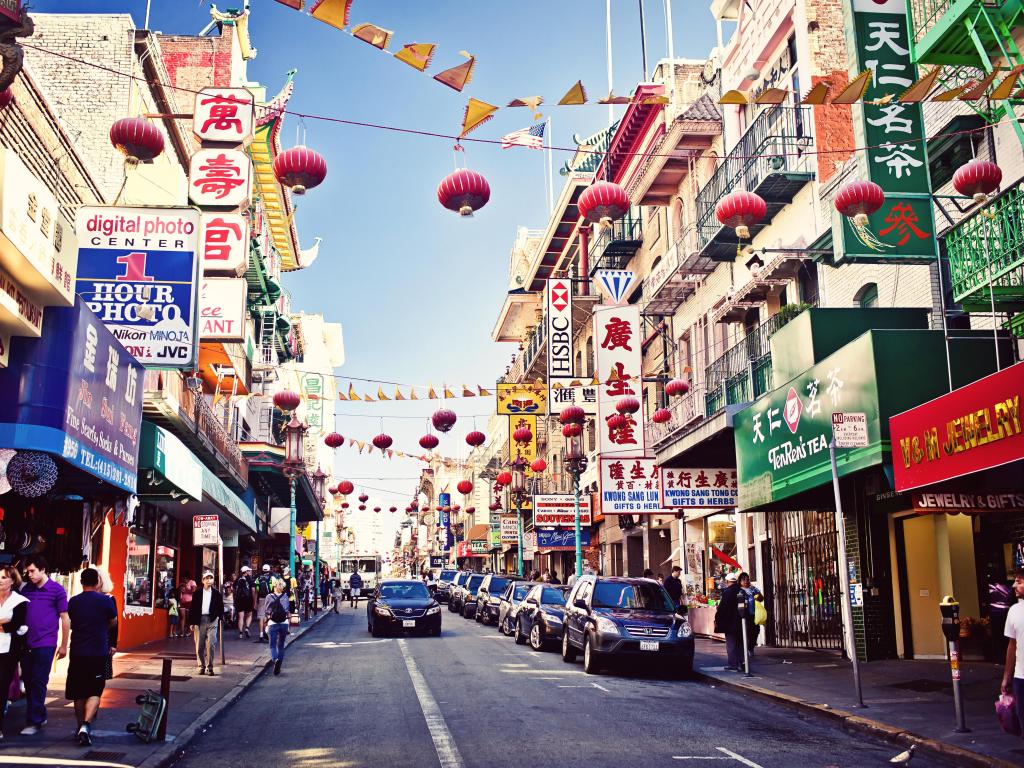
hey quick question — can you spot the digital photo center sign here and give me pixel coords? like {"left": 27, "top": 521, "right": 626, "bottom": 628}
{"left": 75, "top": 207, "right": 201, "bottom": 368}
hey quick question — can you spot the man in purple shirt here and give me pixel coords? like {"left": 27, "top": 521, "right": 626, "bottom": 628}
{"left": 19, "top": 555, "right": 70, "bottom": 735}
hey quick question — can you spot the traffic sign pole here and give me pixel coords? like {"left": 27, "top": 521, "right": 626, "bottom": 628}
{"left": 830, "top": 436, "right": 865, "bottom": 708}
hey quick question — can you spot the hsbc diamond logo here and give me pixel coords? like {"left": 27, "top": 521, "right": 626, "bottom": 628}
{"left": 784, "top": 387, "right": 803, "bottom": 433}
{"left": 550, "top": 281, "right": 569, "bottom": 312}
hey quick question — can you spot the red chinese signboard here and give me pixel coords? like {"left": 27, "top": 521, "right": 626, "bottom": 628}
{"left": 889, "top": 361, "right": 1024, "bottom": 492}
{"left": 599, "top": 457, "right": 661, "bottom": 514}
{"left": 593, "top": 304, "right": 644, "bottom": 454}
{"left": 188, "top": 148, "right": 252, "bottom": 208}
{"left": 200, "top": 212, "right": 249, "bottom": 275}
{"left": 193, "top": 88, "right": 255, "bottom": 144}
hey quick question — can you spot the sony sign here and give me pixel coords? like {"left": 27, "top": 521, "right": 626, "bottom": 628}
{"left": 546, "top": 278, "right": 573, "bottom": 379}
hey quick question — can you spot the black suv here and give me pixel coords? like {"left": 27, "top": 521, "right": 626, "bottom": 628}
{"left": 459, "top": 573, "right": 486, "bottom": 618}
{"left": 561, "top": 576, "right": 694, "bottom": 676}
{"left": 435, "top": 569, "right": 458, "bottom": 603}
{"left": 475, "top": 575, "right": 511, "bottom": 625}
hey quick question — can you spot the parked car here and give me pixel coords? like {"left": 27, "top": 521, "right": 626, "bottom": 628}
{"left": 367, "top": 579, "right": 442, "bottom": 637}
{"left": 435, "top": 569, "right": 458, "bottom": 603}
{"left": 447, "top": 571, "right": 471, "bottom": 612}
{"left": 497, "top": 581, "right": 534, "bottom": 636}
{"left": 515, "top": 584, "right": 568, "bottom": 650}
{"left": 474, "top": 575, "right": 511, "bottom": 625}
{"left": 459, "top": 573, "right": 486, "bottom": 618}
{"left": 561, "top": 576, "right": 694, "bottom": 676}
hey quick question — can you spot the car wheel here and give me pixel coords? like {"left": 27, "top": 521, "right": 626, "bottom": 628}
{"left": 529, "top": 623, "right": 544, "bottom": 651}
{"left": 561, "top": 630, "right": 577, "bottom": 662}
{"left": 514, "top": 617, "right": 527, "bottom": 645}
{"left": 475, "top": 608, "right": 483, "bottom": 623}
{"left": 583, "top": 634, "right": 601, "bottom": 675}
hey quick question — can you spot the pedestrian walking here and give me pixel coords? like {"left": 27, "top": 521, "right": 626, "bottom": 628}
{"left": 167, "top": 596, "right": 180, "bottom": 638}
{"left": 178, "top": 574, "right": 196, "bottom": 636}
{"left": 94, "top": 567, "right": 118, "bottom": 685}
{"left": 550, "top": 569, "right": 561, "bottom": 585}
{"left": 714, "top": 572, "right": 743, "bottom": 671}
{"left": 189, "top": 572, "right": 223, "bottom": 676}
{"left": 739, "top": 573, "right": 763, "bottom": 652}
{"left": 234, "top": 566, "right": 256, "bottom": 639}
{"left": 66, "top": 568, "right": 117, "bottom": 746}
{"left": 265, "top": 578, "right": 290, "bottom": 676}
{"left": 349, "top": 570, "right": 363, "bottom": 608}
{"left": 663, "top": 566, "right": 684, "bottom": 607}
{"left": 1001, "top": 568, "right": 1024, "bottom": 732}
{"left": 643, "top": 568, "right": 655, "bottom": 579}
{"left": 0, "top": 565, "right": 28, "bottom": 741}
{"left": 222, "top": 576, "right": 234, "bottom": 627}
{"left": 255, "top": 564, "right": 273, "bottom": 643}
{"left": 331, "top": 575, "right": 343, "bottom": 613}
{"left": 19, "top": 555, "right": 69, "bottom": 735}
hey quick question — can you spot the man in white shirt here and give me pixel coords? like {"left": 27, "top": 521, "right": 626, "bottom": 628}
{"left": 1001, "top": 568, "right": 1024, "bottom": 732}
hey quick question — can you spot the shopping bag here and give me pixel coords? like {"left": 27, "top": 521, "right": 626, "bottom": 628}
{"left": 997, "top": 693, "right": 1021, "bottom": 735}
{"left": 753, "top": 599, "right": 768, "bottom": 626}
{"left": 288, "top": 613, "right": 300, "bottom": 626}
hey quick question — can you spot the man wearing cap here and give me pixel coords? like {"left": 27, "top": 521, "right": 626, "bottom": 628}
{"left": 234, "top": 566, "right": 256, "bottom": 640}
{"left": 255, "top": 565, "right": 274, "bottom": 642}
{"left": 714, "top": 572, "right": 743, "bottom": 671}
{"left": 188, "top": 572, "right": 223, "bottom": 675}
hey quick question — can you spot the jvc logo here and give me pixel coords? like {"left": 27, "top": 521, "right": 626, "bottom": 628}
{"left": 159, "top": 346, "right": 190, "bottom": 359}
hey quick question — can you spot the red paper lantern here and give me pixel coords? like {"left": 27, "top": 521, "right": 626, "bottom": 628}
{"left": 419, "top": 434, "right": 440, "bottom": 450}
{"left": 652, "top": 408, "right": 672, "bottom": 424}
{"left": 453, "top": 504, "right": 461, "bottom": 511}
{"left": 273, "top": 390, "right": 301, "bottom": 412}
{"left": 715, "top": 190, "right": 767, "bottom": 239}
{"left": 443, "top": 506, "right": 452, "bottom": 513}
{"left": 496, "top": 471, "right": 513, "bottom": 486}
{"left": 0, "top": 88, "right": 13, "bottom": 111}
{"left": 374, "top": 506, "right": 381, "bottom": 513}
{"left": 438, "top": 168, "right": 490, "bottom": 216}
{"left": 834, "top": 180, "right": 886, "bottom": 226}
{"left": 530, "top": 458, "right": 547, "bottom": 473}
{"left": 372, "top": 433, "right": 393, "bottom": 451}
{"left": 559, "top": 406, "right": 586, "bottom": 425}
{"left": 342, "top": 502, "right": 349, "bottom": 509}
{"left": 562, "top": 423, "right": 583, "bottom": 438}
{"left": 328, "top": 485, "right": 339, "bottom": 496}
{"left": 953, "top": 159, "right": 1002, "bottom": 204}
{"left": 338, "top": 480, "right": 354, "bottom": 496}
{"left": 359, "top": 493, "right": 369, "bottom": 503}
{"left": 421, "top": 505, "right": 429, "bottom": 512}
{"left": 616, "top": 396, "right": 640, "bottom": 415}
{"left": 465, "top": 430, "right": 486, "bottom": 447}
{"left": 466, "top": 506, "right": 475, "bottom": 514}
{"left": 273, "top": 145, "right": 327, "bottom": 195}
{"left": 432, "top": 408, "right": 457, "bottom": 433}
{"left": 110, "top": 117, "right": 165, "bottom": 164}
{"left": 578, "top": 180, "right": 629, "bottom": 227}
{"left": 389, "top": 506, "right": 397, "bottom": 513}
{"left": 607, "top": 413, "right": 629, "bottom": 430}
{"left": 457, "top": 480, "right": 473, "bottom": 495}
{"left": 665, "top": 379, "right": 689, "bottom": 397}
{"left": 324, "top": 432, "right": 344, "bottom": 449}
{"left": 359, "top": 504, "right": 366, "bottom": 511}
{"left": 512, "top": 426, "right": 533, "bottom": 444}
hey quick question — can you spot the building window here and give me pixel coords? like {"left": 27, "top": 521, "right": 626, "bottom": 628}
{"left": 855, "top": 283, "right": 879, "bottom": 308}
{"left": 584, "top": 336, "right": 594, "bottom": 378}
{"left": 155, "top": 545, "right": 177, "bottom": 609}
{"left": 125, "top": 531, "right": 153, "bottom": 607}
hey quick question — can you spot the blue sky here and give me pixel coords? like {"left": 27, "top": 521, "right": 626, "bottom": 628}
{"left": 35, "top": 0, "right": 718, "bottom": 514}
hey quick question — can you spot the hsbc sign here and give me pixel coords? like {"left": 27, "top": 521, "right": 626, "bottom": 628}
{"left": 546, "top": 278, "right": 573, "bottom": 379}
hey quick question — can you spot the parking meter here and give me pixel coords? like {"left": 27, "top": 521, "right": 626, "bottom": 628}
{"left": 736, "top": 592, "right": 748, "bottom": 619}
{"left": 939, "top": 595, "right": 960, "bottom": 642}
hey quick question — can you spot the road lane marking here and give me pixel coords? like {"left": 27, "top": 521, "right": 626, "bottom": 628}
{"left": 501, "top": 663, "right": 530, "bottom": 668}
{"left": 557, "top": 685, "right": 588, "bottom": 688}
{"left": 672, "top": 759, "right": 730, "bottom": 762}
{"left": 716, "top": 748, "right": 765, "bottom": 768}
{"left": 397, "top": 638, "right": 464, "bottom": 768}
{"left": 591, "top": 682, "right": 611, "bottom": 692}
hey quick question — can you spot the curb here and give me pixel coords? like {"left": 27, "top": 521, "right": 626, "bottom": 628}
{"left": 692, "top": 667, "right": 1017, "bottom": 768}
{"left": 138, "top": 610, "right": 332, "bottom": 768}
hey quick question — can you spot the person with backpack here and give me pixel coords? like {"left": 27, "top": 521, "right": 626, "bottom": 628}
{"left": 348, "top": 571, "right": 363, "bottom": 608}
{"left": 254, "top": 565, "right": 273, "bottom": 643}
{"left": 264, "top": 578, "right": 290, "bottom": 676}
{"left": 234, "top": 566, "right": 256, "bottom": 640}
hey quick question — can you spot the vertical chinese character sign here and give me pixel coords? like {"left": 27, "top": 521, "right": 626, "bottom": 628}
{"left": 593, "top": 303, "right": 644, "bottom": 455}
{"left": 834, "top": 0, "right": 937, "bottom": 263}
{"left": 509, "top": 414, "right": 538, "bottom": 475}
{"left": 200, "top": 212, "right": 248, "bottom": 275}
{"left": 189, "top": 149, "right": 252, "bottom": 209}
{"left": 193, "top": 88, "right": 255, "bottom": 145}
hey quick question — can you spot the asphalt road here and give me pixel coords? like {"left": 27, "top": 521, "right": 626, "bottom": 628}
{"left": 170, "top": 605, "right": 948, "bottom": 768}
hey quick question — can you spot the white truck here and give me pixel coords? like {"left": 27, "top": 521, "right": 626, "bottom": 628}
{"left": 340, "top": 555, "right": 381, "bottom": 598}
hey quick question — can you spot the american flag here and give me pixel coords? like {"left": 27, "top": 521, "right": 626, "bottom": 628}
{"left": 501, "top": 123, "right": 546, "bottom": 150}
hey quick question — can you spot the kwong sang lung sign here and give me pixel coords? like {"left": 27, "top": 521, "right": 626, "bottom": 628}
{"left": 599, "top": 457, "right": 662, "bottom": 515}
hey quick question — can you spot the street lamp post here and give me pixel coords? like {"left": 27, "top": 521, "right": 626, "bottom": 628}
{"left": 564, "top": 429, "right": 589, "bottom": 580}
{"left": 511, "top": 459, "right": 527, "bottom": 578}
{"left": 310, "top": 464, "right": 328, "bottom": 613}
{"left": 283, "top": 412, "right": 308, "bottom": 584}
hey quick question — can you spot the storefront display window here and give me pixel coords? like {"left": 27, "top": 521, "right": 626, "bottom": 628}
{"left": 705, "top": 513, "right": 737, "bottom": 600}
{"left": 125, "top": 531, "right": 153, "bottom": 607}
{"left": 154, "top": 545, "right": 176, "bottom": 609}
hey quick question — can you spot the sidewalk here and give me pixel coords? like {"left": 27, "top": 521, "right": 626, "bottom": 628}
{"left": 0, "top": 607, "right": 335, "bottom": 767}
{"left": 693, "top": 637, "right": 1023, "bottom": 768}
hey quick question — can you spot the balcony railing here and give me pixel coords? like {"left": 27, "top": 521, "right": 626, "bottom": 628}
{"left": 143, "top": 370, "right": 249, "bottom": 489}
{"left": 947, "top": 181, "right": 1024, "bottom": 308}
{"left": 695, "top": 105, "right": 813, "bottom": 259}
{"left": 907, "top": 0, "right": 953, "bottom": 46}
{"left": 907, "top": 0, "right": 1023, "bottom": 63}
{"left": 588, "top": 213, "right": 644, "bottom": 274}
{"left": 647, "top": 385, "right": 707, "bottom": 449}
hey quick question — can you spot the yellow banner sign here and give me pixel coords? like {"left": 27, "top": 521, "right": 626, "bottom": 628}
{"left": 509, "top": 414, "right": 538, "bottom": 476}
{"left": 496, "top": 383, "right": 547, "bottom": 415}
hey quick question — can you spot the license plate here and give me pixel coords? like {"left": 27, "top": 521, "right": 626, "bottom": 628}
{"left": 640, "top": 640, "right": 659, "bottom": 652}
{"left": 402, "top": 620, "right": 416, "bottom": 628}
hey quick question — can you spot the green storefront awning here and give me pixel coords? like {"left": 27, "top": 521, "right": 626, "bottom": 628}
{"left": 202, "top": 463, "right": 257, "bottom": 534}
{"left": 139, "top": 422, "right": 203, "bottom": 501}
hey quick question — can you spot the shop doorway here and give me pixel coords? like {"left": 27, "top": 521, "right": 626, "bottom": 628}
{"left": 767, "top": 511, "right": 842, "bottom": 650}
{"left": 611, "top": 543, "right": 623, "bottom": 575}
{"left": 895, "top": 515, "right": 946, "bottom": 659}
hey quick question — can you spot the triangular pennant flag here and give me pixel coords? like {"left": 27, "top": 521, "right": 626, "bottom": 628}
{"left": 396, "top": 451, "right": 405, "bottom": 457}
{"left": 960, "top": 70, "right": 999, "bottom": 100}
{"left": 557, "top": 80, "right": 587, "bottom": 105}
{"left": 275, "top": 0, "right": 304, "bottom": 8}
{"left": 552, "top": 381, "right": 564, "bottom": 389}
{"left": 591, "top": 373, "right": 600, "bottom": 386}
{"left": 990, "top": 65, "right": 1024, "bottom": 100}
{"left": 309, "top": 0, "right": 351, "bottom": 29}
{"left": 357, "top": 440, "right": 365, "bottom": 452}
{"left": 462, "top": 385, "right": 475, "bottom": 397}
{"left": 387, "top": 449, "right": 394, "bottom": 459}
{"left": 933, "top": 82, "right": 975, "bottom": 102}
{"left": 800, "top": 82, "right": 830, "bottom": 105}
{"left": 755, "top": 88, "right": 790, "bottom": 105}
{"left": 570, "top": 379, "right": 582, "bottom": 387}
{"left": 428, "top": 386, "right": 438, "bottom": 399}
{"left": 507, "top": 96, "right": 543, "bottom": 111}
{"left": 444, "top": 386, "right": 455, "bottom": 398}
{"left": 410, "top": 388, "right": 419, "bottom": 400}
{"left": 478, "top": 386, "right": 491, "bottom": 396}
{"left": 459, "top": 97, "right": 497, "bottom": 138}
{"left": 351, "top": 23, "right": 393, "bottom": 50}
{"left": 718, "top": 89, "right": 748, "bottom": 105}
{"left": 598, "top": 92, "right": 631, "bottom": 104}
{"left": 638, "top": 94, "right": 670, "bottom": 105}
{"left": 348, "top": 383, "right": 361, "bottom": 401}
{"left": 433, "top": 52, "right": 475, "bottom": 92}
{"left": 394, "top": 387, "right": 406, "bottom": 400}
{"left": 393, "top": 42, "right": 435, "bottom": 71}
{"left": 829, "top": 70, "right": 872, "bottom": 104}
{"left": 363, "top": 392, "right": 376, "bottom": 402}
{"left": 898, "top": 67, "right": 942, "bottom": 102}
{"left": 348, "top": 438, "right": 356, "bottom": 447}
{"left": 377, "top": 386, "right": 390, "bottom": 401}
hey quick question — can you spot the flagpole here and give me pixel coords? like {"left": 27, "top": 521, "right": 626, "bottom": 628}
{"left": 546, "top": 117, "right": 554, "bottom": 215}
{"left": 606, "top": 0, "right": 614, "bottom": 126}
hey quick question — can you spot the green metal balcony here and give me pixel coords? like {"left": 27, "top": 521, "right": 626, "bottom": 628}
{"left": 908, "top": 0, "right": 1024, "bottom": 66}
{"left": 947, "top": 181, "right": 1024, "bottom": 310}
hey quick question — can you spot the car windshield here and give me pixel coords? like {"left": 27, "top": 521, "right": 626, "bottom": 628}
{"left": 380, "top": 583, "right": 430, "bottom": 600}
{"left": 454, "top": 573, "right": 468, "bottom": 586}
{"left": 592, "top": 581, "right": 674, "bottom": 612}
{"left": 488, "top": 578, "right": 510, "bottom": 594}
{"left": 541, "top": 587, "right": 566, "bottom": 606}
{"left": 513, "top": 584, "right": 532, "bottom": 600}
{"left": 439, "top": 570, "right": 456, "bottom": 582}
{"left": 467, "top": 575, "right": 484, "bottom": 591}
